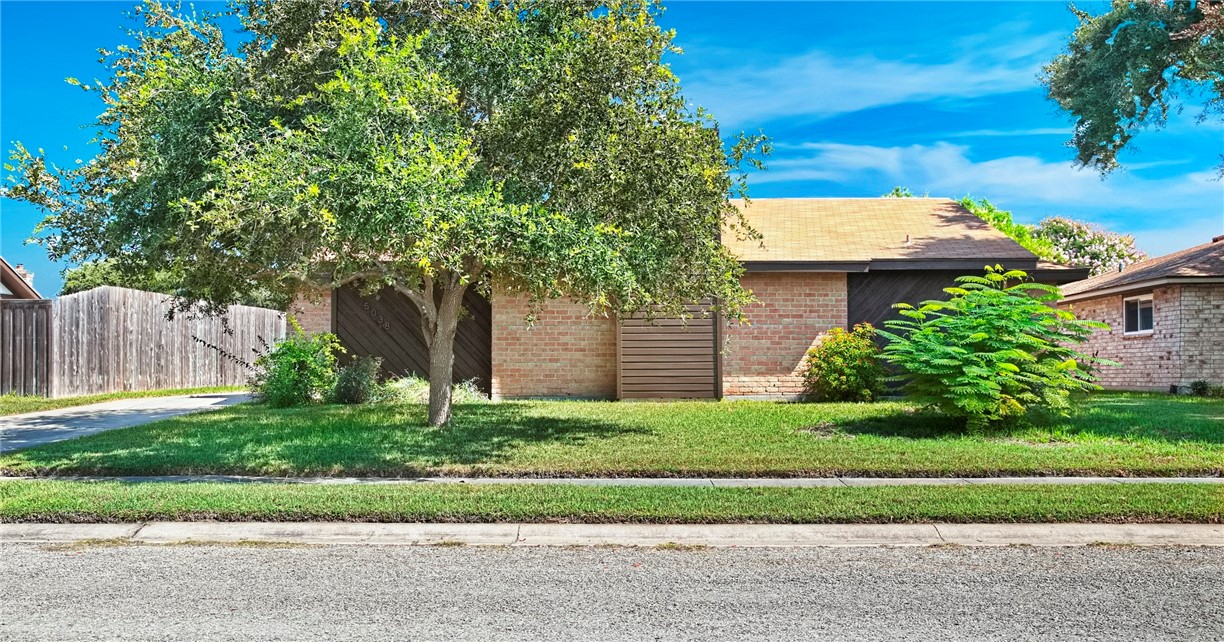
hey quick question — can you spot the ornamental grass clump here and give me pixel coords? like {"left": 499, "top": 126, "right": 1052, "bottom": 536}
{"left": 802, "top": 323, "right": 886, "bottom": 402}
{"left": 878, "top": 266, "right": 1113, "bottom": 431}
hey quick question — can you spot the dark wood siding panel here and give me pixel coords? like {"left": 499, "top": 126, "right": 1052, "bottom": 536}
{"left": 333, "top": 285, "right": 492, "bottom": 393}
{"left": 617, "top": 305, "right": 718, "bottom": 399}
{"left": 847, "top": 271, "right": 964, "bottom": 332}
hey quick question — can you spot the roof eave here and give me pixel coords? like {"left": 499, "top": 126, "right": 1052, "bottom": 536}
{"left": 1060, "top": 276, "right": 1224, "bottom": 303}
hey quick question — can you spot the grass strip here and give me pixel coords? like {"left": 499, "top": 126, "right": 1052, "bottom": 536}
{"left": 2, "top": 394, "right": 1222, "bottom": 478}
{"left": 0, "top": 387, "right": 245, "bottom": 416}
{"left": 1, "top": 481, "right": 1219, "bottom": 524}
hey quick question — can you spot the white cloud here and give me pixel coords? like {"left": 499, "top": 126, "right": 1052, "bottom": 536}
{"left": 683, "top": 32, "right": 1063, "bottom": 127}
{"left": 748, "top": 141, "right": 1224, "bottom": 255}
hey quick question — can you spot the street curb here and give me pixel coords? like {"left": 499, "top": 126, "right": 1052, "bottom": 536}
{"left": 2, "top": 475, "right": 1221, "bottom": 487}
{"left": 3, "top": 523, "right": 1222, "bottom": 548}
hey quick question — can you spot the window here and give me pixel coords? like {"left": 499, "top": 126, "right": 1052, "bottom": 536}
{"left": 1123, "top": 295, "right": 1154, "bottom": 334}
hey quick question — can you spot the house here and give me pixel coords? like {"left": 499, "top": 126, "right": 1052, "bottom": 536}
{"left": 1058, "top": 235, "right": 1224, "bottom": 392}
{"left": 0, "top": 257, "right": 42, "bottom": 300}
{"left": 291, "top": 197, "right": 1087, "bottom": 400}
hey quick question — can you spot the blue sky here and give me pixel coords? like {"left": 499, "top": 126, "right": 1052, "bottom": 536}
{"left": 2, "top": 1, "right": 1222, "bottom": 297}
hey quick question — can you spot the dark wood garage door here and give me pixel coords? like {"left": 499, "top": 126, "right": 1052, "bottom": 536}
{"left": 617, "top": 305, "right": 720, "bottom": 399}
{"left": 333, "top": 285, "right": 492, "bottom": 393}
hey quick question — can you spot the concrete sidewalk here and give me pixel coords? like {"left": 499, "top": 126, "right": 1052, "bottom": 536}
{"left": 3, "top": 522, "right": 1221, "bottom": 548}
{"left": 0, "top": 393, "right": 250, "bottom": 454}
{"left": 3, "top": 474, "right": 1219, "bottom": 486}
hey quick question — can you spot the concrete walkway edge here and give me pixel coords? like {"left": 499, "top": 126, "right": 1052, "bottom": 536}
{"left": 3, "top": 522, "right": 1221, "bottom": 548}
{"left": 2, "top": 475, "right": 1220, "bottom": 487}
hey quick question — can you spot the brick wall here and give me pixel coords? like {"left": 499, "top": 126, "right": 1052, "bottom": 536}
{"left": 721, "top": 272, "right": 848, "bottom": 399}
{"left": 490, "top": 286, "right": 617, "bottom": 400}
{"left": 1062, "top": 286, "right": 1182, "bottom": 391}
{"left": 1179, "top": 284, "right": 1224, "bottom": 386}
{"left": 288, "top": 288, "right": 333, "bottom": 335}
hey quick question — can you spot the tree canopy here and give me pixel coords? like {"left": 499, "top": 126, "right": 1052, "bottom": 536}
{"left": 1044, "top": 0, "right": 1223, "bottom": 173}
{"left": 5, "top": 0, "right": 768, "bottom": 425}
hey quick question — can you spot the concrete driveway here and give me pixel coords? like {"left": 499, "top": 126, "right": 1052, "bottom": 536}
{"left": 0, "top": 393, "right": 249, "bottom": 454}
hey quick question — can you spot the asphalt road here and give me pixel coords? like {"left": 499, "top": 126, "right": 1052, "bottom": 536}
{"left": 2, "top": 543, "right": 1220, "bottom": 641}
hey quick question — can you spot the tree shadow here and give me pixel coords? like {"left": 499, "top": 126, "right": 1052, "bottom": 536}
{"left": 823, "top": 394, "right": 1224, "bottom": 445}
{"left": 2, "top": 402, "right": 651, "bottom": 476}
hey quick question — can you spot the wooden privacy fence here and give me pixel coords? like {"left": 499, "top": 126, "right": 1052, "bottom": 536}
{"left": 1, "top": 286, "right": 286, "bottom": 397}
{"left": 0, "top": 299, "right": 54, "bottom": 396}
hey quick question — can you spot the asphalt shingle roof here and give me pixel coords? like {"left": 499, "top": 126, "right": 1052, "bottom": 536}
{"left": 723, "top": 198, "right": 1037, "bottom": 263}
{"left": 1061, "top": 237, "right": 1224, "bottom": 297}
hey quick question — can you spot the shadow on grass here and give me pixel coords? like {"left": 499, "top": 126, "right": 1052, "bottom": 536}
{"left": 822, "top": 393, "right": 1224, "bottom": 445}
{"left": 1, "top": 402, "right": 650, "bottom": 476}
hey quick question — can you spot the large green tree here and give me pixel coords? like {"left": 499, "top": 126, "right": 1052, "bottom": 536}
{"left": 1044, "top": 0, "right": 1223, "bottom": 173}
{"left": 5, "top": 0, "right": 767, "bottom": 426}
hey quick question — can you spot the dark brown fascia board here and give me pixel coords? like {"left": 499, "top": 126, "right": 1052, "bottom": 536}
{"left": 1028, "top": 266, "right": 1091, "bottom": 284}
{"left": 864, "top": 258, "right": 1039, "bottom": 271}
{"left": 742, "top": 258, "right": 1042, "bottom": 273}
{"left": 741, "top": 261, "right": 871, "bottom": 273}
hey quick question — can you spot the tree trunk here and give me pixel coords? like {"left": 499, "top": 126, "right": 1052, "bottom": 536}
{"left": 425, "top": 278, "right": 466, "bottom": 427}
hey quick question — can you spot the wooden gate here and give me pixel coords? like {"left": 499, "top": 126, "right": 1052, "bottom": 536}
{"left": 333, "top": 285, "right": 492, "bottom": 393}
{"left": 0, "top": 299, "right": 53, "bottom": 396}
{"left": 617, "top": 304, "right": 720, "bottom": 399}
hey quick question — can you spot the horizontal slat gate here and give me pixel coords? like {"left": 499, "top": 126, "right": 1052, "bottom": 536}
{"left": 618, "top": 304, "right": 718, "bottom": 399}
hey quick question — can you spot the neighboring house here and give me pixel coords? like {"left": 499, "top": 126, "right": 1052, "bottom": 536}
{"left": 292, "top": 198, "right": 1087, "bottom": 400}
{"left": 0, "top": 257, "right": 42, "bottom": 300}
{"left": 1059, "top": 235, "right": 1224, "bottom": 392}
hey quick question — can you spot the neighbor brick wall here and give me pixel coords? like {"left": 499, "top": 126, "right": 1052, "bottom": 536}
{"left": 721, "top": 272, "right": 848, "bottom": 399}
{"left": 1179, "top": 284, "right": 1224, "bottom": 386}
{"left": 490, "top": 286, "right": 617, "bottom": 400}
{"left": 1062, "top": 286, "right": 1182, "bottom": 391}
{"left": 289, "top": 288, "right": 333, "bottom": 335}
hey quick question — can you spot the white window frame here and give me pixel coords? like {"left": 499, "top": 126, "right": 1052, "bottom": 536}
{"left": 1122, "top": 294, "right": 1155, "bottom": 336}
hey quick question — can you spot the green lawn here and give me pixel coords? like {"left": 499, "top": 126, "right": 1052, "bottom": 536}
{"left": 0, "top": 387, "right": 245, "bottom": 417}
{"left": 1, "top": 481, "right": 1218, "bottom": 524}
{"left": 1, "top": 393, "right": 1222, "bottom": 477}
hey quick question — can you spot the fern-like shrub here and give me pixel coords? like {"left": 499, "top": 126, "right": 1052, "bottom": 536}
{"left": 878, "top": 266, "right": 1112, "bottom": 431}
{"left": 250, "top": 319, "right": 343, "bottom": 408}
{"left": 802, "top": 323, "right": 886, "bottom": 402}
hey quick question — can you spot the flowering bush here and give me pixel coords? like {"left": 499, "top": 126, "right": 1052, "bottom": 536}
{"left": 1035, "top": 217, "right": 1147, "bottom": 276}
{"left": 802, "top": 323, "right": 887, "bottom": 402}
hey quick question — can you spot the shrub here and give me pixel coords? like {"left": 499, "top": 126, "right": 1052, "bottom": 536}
{"left": 1189, "top": 380, "right": 1212, "bottom": 396}
{"left": 878, "top": 266, "right": 1113, "bottom": 431}
{"left": 1210, "top": 386, "right": 1224, "bottom": 399}
{"left": 331, "top": 356, "right": 384, "bottom": 405}
{"left": 802, "top": 323, "right": 886, "bottom": 402}
{"left": 381, "top": 375, "right": 489, "bottom": 405}
{"left": 250, "top": 319, "right": 343, "bottom": 407}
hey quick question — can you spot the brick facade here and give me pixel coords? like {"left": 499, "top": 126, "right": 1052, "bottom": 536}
{"left": 721, "top": 272, "right": 848, "bottom": 399}
{"left": 289, "top": 288, "right": 333, "bottom": 335}
{"left": 490, "top": 287, "right": 618, "bottom": 400}
{"left": 1178, "top": 284, "right": 1224, "bottom": 386}
{"left": 1064, "top": 283, "right": 1224, "bottom": 391}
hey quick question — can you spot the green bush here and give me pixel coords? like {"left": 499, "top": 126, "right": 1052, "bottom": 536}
{"left": 250, "top": 320, "right": 343, "bottom": 407}
{"left": 1211, "top": 386, "right": 1224, "bottom": 399}
{"left": 802, "top": 323, "right": 886, "bottom": 402}
{"left": 331, "top": 356, "right": 383, "bottom": 405}
{"left": 878, "top": 266, "right": 1113, "bottom": 431}
{"left": 1189, "top": 380, "right": 1212, "bottom": 396}
{"left": 381, "top": 375, "right": 489, "bottom": 405}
